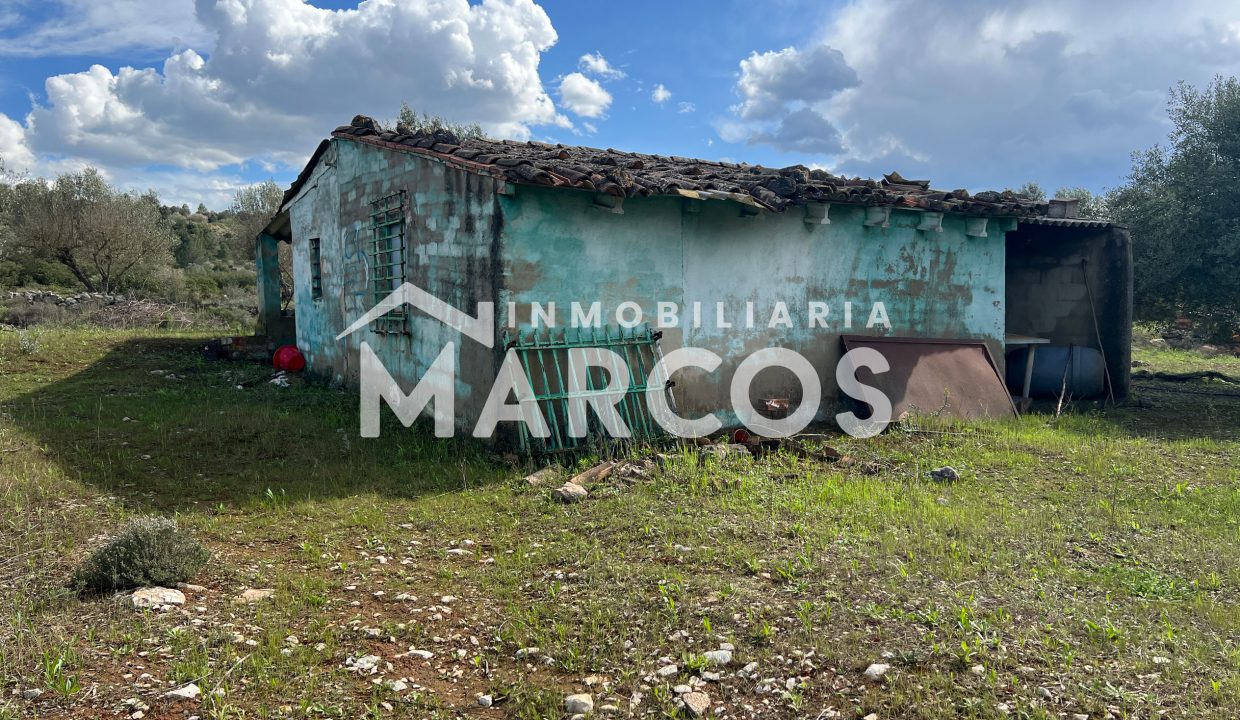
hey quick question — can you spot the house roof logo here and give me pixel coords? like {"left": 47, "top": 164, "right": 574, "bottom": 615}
{"left": 335, "top": 283, "right": 495, "bottom": 347}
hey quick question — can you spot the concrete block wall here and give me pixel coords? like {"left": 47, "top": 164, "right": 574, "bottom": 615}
{"left": 1005, "top": 224, "right": 1132, "bottom": 398}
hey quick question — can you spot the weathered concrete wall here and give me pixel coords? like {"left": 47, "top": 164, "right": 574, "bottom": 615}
{"left": 286, "top": 139, "right": 503, "bottom": 430}
{"left": 499, "top": 186, "right": 1013, "bottom": 426}
{"left": 1006, "top": 224, "right": 1132, "bottom": 398}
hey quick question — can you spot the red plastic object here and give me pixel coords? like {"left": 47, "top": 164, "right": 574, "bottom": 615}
{"left": 272, "top": 344, "right": 305, "bottom": 373}
{"left": 731, "top": 428, "right": 751, "bottom": 444}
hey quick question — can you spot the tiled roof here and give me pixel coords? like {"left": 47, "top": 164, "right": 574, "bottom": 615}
{"left": 289, "top": 115, "right": 1050, "bottom": 217}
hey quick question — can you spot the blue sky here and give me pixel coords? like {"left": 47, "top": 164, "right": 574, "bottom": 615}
{"left": 1, "top": 0, "right": 1239, "bottom": 208}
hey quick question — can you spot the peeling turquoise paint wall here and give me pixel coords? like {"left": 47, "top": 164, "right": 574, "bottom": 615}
{"left": 286, "top": 140, "right": 502, "bottom": 430}
{"left": 500, "top": 186, "right": 1012, "bottom": 424}
{"left": 287, "top": 139, "right": 1015, "bottom": 433}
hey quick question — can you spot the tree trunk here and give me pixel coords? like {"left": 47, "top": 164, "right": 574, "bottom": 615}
{"left": 56, "top": 249, "right": 96, "bottom": 292}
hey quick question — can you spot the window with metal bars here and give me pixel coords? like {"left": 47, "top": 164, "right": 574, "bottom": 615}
{"left": 309, "top": 237, "right": 323, "bottom": 300}
{"left": 369, "top": 191, "right": 407, "bottom": 333}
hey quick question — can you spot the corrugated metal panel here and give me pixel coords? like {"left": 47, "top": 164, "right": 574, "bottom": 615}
{"left": 840, "top": 336, "right": 1017, "bottom": 422}
{"left": 1017, "top": 217, "right": 1121, "bottom": 229}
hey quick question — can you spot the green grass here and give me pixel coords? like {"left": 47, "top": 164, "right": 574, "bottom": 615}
{"left": 1, "top": 327, "right": 1238, "bottom": 718}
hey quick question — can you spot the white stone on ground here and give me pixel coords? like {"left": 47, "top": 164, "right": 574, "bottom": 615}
{"left": 682, "top": 691, "right": 711, "bottom": 717}
{"left": 565, "top": 693, "right": 593, "bottom": 714}
{"left": 862, "top": 663, "right": 890, "bottom": 682}
{"left": 236, "top": 588, "right": 274, "bottom": 603}
{"left": 164, "top": 683, "right": 201, "bottom": 701}
{"left": 552, "top": 482, "right": 589, "bottom": 503}
{"left": 131, "top": 587, "right": 185, "bottom": 609}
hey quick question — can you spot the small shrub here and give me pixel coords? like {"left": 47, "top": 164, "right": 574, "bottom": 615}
{"left": 18, "top": 327, "right": 43, "bottom": 354}
{"left": 73, "top": 516, "right": 210, "bottom": 593}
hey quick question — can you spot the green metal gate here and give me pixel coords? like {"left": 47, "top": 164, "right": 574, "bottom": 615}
{"left": 504, "top": 325, "right": 670, "bottom": 454}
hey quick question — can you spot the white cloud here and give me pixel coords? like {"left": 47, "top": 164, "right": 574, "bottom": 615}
{"left": 720, "top": 44, "right": 858, "bottom": 156}
{"left": 748, "top": 107, "right": 845, "bottom": 155}
{"left": 651, "top": 83, "right": 672, "bottom": 104}
{"left": 578, "top": 51, "right": 624, "bottom": 79}
{"left": 734, "top": 45, "right": 858, "bottom": 121}
{"left": 558, "top": 72, "right": 612, "bottom": 118}
{"left": 0, "top": 0, "right": 209, "bottom": 57}
{"left": 677, "top": 101, "right": 696, "bottom": 114}
{"left": 815, "top": 0, "right": 1240, "bottom": 188}
{"left": 0, "top": 113, "right": 35, "bottom": 170}
{"left": 2, "top": 0, "right": 565, "bottom": 202}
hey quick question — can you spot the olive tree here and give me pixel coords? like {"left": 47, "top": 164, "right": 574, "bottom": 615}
{"left": 1110, "top": 77, "right": 1240, "bottom": 337}
{"left": 7, "top": 168, "right": 175, "bottom": 293}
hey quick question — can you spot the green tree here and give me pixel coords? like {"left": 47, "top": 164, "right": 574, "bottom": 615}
{"left": 7, "top": 168, "right": 175, "bottom": 293}
{"left": 1110, "top": 76, "right": 1240, "bottom": 337}
{"left": 1010, "top": 181, "right": 1046, "bottom": 202}
{"left": 1052, "top": 186, "right": 1109, "bottom": 220}
{"left": 230, "top": 180, "right": 290, "bottom": 306}
{"left": 230, "top": 180, "right": 284, "bottom": 260}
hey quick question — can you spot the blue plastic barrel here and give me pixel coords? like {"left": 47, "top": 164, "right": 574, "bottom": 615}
{"left": 1005, "top": 345, "right": 1105, "bottom": 398}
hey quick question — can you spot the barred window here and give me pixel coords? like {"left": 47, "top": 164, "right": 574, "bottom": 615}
{"left": 369, "top": 191, "right": 407, "bottom": 333}
{"left": 309, "top": 237, "right": 323, "bottom": 300}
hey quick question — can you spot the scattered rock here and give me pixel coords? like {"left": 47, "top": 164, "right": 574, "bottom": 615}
{"left": 930, "top": 466, "right": 960, "bottom": 482}
{"left": 703, "top": 649, "right": 732, "bottom": 666}
{"left": 476, "top": 694, "right": 493, "bottom": 708}
{"left": 552, "top": 482, "right": 589, "bottom": 503}
{"left": 682, "top": 691, "right": 711, "bottom": 717}
{"left": 408, "top": 649, "right": 434, "bottom": 660}
{"left": 131, "top": 587, "right": 186, "bottom": 609}
{"left": 565, "top": 693, "right": 594, "bottom": 715}
{"left": 236, "top": 588, "right": 274, "bottom": 603}
{"left": 387, "top": 679, "right": 408, "bottom": 692}
{"left": 351, "top": 655, "right": 381, "bottom": 673}
{"left": 21, "top": 688, "right": 42, "bottom": 700}
{"left": 1036, "top": 686, "right": 1053, "bottom": 700}
{"left": 699, "top": 444, "right": 752, "bottom": 462}
{"left": 1152, "top": 656, "right": 1171, "bottom": 665}
{"left": 656, "top": 663, "right": 679, "bottom": 678}
{"left": 970, "top": 664, "right": 985, "bottom": 676}
{"left": 515, "top": 646, "right": 540, "bottom": 658}
{"left": 525, "top": 467, "right": 558, "bottom": 486}
{"left": 164, "top": 684, "right": 201, "bottom": 701}
{"left": 862, "top": 663, "right": 890, "bottom": 682}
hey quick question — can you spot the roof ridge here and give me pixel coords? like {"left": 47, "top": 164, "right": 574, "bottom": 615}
{"left": 290, "top": 115, "right": 1049, "bottom": 217}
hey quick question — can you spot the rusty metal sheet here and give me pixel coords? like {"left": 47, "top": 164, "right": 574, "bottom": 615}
{"left": 840, "top": 335, "right": 1017, "bottom": 422}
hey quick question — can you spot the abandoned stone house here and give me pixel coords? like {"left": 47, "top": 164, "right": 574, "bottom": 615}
{"left": 256, "top": 115, "right": 1131, "bottom": 450}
